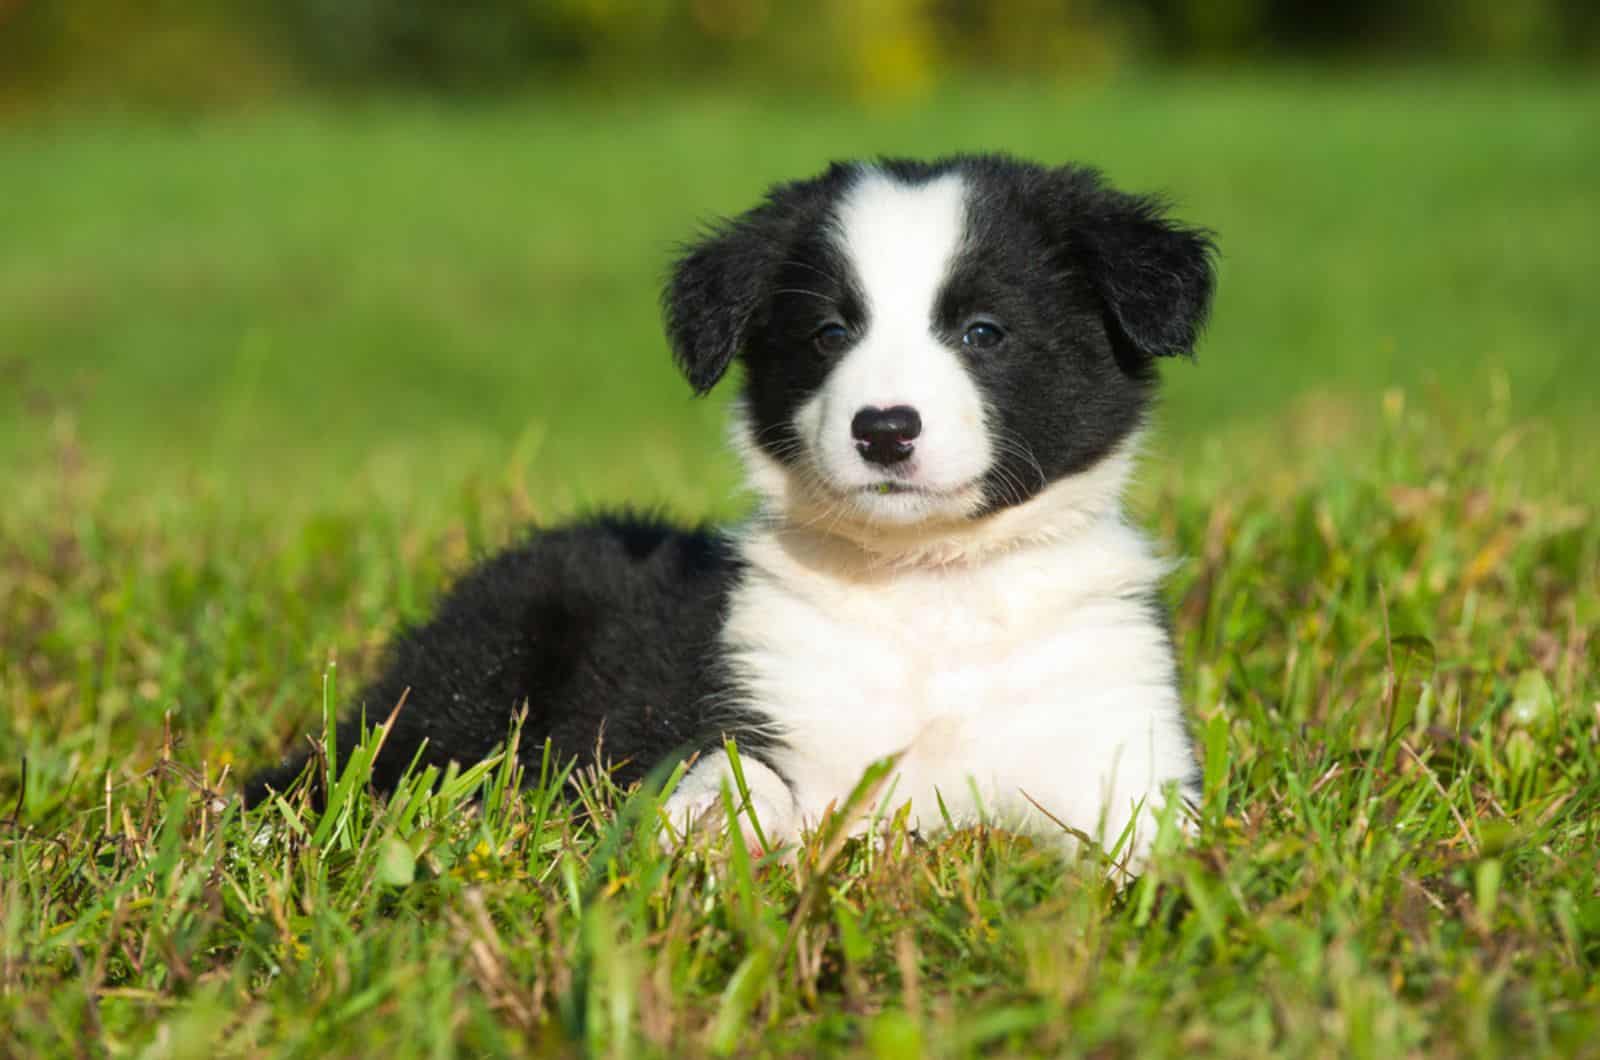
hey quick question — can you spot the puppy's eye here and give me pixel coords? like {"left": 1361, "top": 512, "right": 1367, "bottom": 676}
{"left": 962, "top": 321, "right": 1005, "bottom": 350}
{"left": 813, "top": 322, "right": 851, "bottom": 355}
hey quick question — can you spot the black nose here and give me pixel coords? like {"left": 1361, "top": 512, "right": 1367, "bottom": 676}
{"left": 851, "top": 405, "right": 922, "bottom": 466}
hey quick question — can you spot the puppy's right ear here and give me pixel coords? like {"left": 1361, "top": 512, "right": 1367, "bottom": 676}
{"left": 664, "top": 167, "right": 852, "bottom": 394}
{"left": 663, "top": 211, "right": 782, "bottom": 396}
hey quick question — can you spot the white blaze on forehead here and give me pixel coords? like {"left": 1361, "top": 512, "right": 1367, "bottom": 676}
{"left": 789, "top": 167, "right": 990, "bottom": 525}
{"left": 834, "top": 170, "right": 969, "bottom": 328}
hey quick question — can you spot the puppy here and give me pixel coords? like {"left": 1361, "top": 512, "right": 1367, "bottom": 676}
{"left": 247, "top": 154, "right": 1216, "bottom": 868}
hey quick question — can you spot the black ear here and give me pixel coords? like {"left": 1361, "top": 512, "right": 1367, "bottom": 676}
{"left": 1076, "top": 187, "right": 1217, "bottom": 363}
{"left": 663, "top": 167, "right": 850, "bottom": 395}
{"left": 662, "top": 206, "right": 789, "bottom": 396}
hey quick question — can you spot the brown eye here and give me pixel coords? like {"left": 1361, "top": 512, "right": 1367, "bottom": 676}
{"left": 813, "top": 322, "right": 851, "bottom": 355}
{"left": 962, "top": 321, "right": 1005, "bottom": 350}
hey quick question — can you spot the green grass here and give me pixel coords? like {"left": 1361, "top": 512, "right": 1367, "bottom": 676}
{"left": 2, "top": 74, "right": 1598, "bottom": 1055}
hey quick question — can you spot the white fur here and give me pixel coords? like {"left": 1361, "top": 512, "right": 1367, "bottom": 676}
{"left": 662, "top": 166, "right": 1195, "bottom": 871}
{"left": 659, "top": 749, "right": 798, "bottom": 851}
{"left": 665, "top": 429, "right": 1195, "bottom": 869}
{"left": 794, "top": 172, "right": 991, "bottom": 527}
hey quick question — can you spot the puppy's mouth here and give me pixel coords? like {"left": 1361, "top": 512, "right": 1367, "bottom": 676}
{"left": 859, "top": 481, "right": 920, "bottom": 496}
{"left": 850, "top": 478, "right": 981, "bottom": 501}
{"left": 809, "top": 473, "right": 990, "bottom": 530}
{"left": 857, "top": 480, "right": 940, "bottom": 499}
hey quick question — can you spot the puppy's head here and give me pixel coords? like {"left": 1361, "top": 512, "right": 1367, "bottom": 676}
{"left": 664, "top": 155, "right": 1216, "bottom": 552}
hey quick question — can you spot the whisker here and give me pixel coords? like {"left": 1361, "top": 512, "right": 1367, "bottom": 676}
{"left": 990, "top": 427, "right": 1049, "bottom": 492}
{"left": 778, "top": 259, "right": 839, "bottom": 284}
{"left": 771, "top": 288, "right": 837, "bottom": 305}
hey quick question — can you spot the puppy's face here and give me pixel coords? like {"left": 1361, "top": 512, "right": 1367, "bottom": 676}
{"left": 665, "top": 156, "right": 1216, "bottom": 538}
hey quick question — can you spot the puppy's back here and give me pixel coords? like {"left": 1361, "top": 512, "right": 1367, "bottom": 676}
{"left": 244, "top": 513, "right": 747, "bottom": 806}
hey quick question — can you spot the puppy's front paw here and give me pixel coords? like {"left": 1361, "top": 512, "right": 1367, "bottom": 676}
{"left": 659, "top": 786, "right": 728, "bottom": 839}
{"left": 658, "top": 751, "right": 797, "bottom": 856}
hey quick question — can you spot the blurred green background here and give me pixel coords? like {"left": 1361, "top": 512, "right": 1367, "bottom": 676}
{"left": 5, "top": 0, "right": 1597, "bottom": 104}
{"left": 2, "top": 1, "right": 1597, "bottom": 512}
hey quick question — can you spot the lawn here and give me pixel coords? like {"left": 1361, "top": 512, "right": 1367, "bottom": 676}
{"left": 1, "top": 73, "right": 1597, "bottom": 1055}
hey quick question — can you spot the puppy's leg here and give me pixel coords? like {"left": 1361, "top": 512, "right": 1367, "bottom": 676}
{"left": 660, "top": 749, "right": 799, "bottom": 854}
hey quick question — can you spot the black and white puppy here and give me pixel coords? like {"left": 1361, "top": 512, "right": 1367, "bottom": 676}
{"left": 247, "top": 154, "right": 1217, "bottom": 867}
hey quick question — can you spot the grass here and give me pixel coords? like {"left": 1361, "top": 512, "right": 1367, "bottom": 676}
{"left": 2, "top": 74, "right": 1598, "bottom": 1055}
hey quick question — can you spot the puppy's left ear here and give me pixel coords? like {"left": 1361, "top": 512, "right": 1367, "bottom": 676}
{"left": 663, "top": 207, "right": 786, "bottom": 396}
{"left": 1076, "top": 189, "right": 1218, "bottom": 364}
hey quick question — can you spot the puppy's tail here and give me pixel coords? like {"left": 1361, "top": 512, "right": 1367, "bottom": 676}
{"left": 242, "top": 713, "right": 372, "bottom": 811}
{"left": 242, "top": 748, "right": 326, "bottom": 811}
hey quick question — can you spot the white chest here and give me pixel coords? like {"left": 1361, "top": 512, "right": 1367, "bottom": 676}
{"left": 719, "top": 521, "right": 1194, "bottom": 844}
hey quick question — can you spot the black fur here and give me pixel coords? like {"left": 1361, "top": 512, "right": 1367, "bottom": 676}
{"left": 663, "top": 163, "right": 859, "bottom": 396}
{"left": 244, "top": 514, "right": 767, "bottom": 806}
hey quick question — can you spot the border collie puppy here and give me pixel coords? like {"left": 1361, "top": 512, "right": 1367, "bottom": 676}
{"left": 247, "top": 154, "right": 1216, "bottom": 868}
